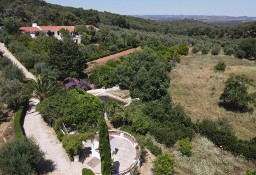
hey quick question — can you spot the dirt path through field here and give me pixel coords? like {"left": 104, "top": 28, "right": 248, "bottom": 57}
{"left": 0, "top": 43, "right": 36, "bottom": 81}
{"left": 86, "top": 47, "right": 141, "bottom": 73}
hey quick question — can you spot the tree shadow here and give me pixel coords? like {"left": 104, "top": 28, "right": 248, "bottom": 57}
{"left": 80, "top": 147, "right": 92, "bottom": 163}
{"left": 37, "top": 159, "right": 56, "bottom": 174}
{"left": 218, "top": 102, "right": 252, "bottom": 113}
{"left": 113, "top": 161, "right": 120, "bottom": 174}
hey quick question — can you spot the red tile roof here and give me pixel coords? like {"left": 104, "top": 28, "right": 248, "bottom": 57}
{"left": 19, "top": 27, "right": 41, "bottom": 32}
{"left": 19, "top": 26, "right": 75, "bottom": 32}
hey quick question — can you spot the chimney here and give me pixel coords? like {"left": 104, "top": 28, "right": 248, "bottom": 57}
{"left": 32, "top": 23, "right": 37, "bottom": 27}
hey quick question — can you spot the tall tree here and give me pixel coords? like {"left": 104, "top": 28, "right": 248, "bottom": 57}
{"left": 47, "top": 40, "right": 86, "bottom": 80}
{"left": 98, "top": 116, "right": 112, "bottom": 175}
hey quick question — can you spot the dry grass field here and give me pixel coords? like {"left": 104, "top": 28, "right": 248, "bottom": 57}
{"left": 173, "top": 135, "right": 256, "bottom": 175}
{"left": 170, "top": 53, "right": 256, "bottom": 140}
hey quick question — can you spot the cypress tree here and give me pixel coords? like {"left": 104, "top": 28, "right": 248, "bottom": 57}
{"left": 98, "top": 116, "right": 112, "bottom": 175}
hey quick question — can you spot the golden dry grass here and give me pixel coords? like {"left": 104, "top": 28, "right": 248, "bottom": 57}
{"left": 173, "top": 135, "right": 256, "bottom": 175}
{"left": 169, "top": 54, "right": 256, "bottom": 140}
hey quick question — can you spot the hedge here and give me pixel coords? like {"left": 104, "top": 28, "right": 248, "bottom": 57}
{"left": 197, "top": 119, "right": 256, "bottom": 160}
{"left": 82, "top": 168, "right": 94, "bottom": 175}
{"left": 14, "top": 105, "right": 27, "bottom": 138}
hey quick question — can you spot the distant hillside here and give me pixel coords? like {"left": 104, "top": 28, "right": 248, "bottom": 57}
{"left": 1, "top": 0, "right": 256, "bottom": 39}
{"left": 135, "top": 15, "right": 256, "bottom": 27}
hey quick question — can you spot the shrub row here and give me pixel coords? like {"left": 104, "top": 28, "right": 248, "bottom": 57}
{"left": 197, "top": 119, "right": 256, "bottom": 160}
{"left": 14, "top": 105, "right": 27, "bottom": 138}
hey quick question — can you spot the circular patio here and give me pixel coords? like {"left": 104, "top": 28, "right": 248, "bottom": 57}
{"left": 83, "top": 130, "right": 140, "bottom": 175}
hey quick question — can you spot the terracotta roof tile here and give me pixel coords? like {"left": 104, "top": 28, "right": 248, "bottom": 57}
{"left": 19, "top": 27, "right": 41, "bottom": 32}
{"left": 39, "top": 26, "right": 75, "bottom": 32}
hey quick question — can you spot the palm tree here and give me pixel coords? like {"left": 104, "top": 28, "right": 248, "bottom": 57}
{"left": 26, "top": 75, "right": 59, "bottom": 101}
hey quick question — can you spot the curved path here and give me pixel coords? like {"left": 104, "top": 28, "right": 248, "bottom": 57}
{"left": 0, "top": 43, "right": 85, "bottom": 174}
{"left": 0, "top": 43, "right": 36, "bottom": 81}
{"left": 24, "top": 98, "right": 84, "bottom": 175}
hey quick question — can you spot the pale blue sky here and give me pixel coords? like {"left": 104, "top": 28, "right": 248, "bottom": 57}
{"left": 45, "top": 0, "right": 256, "bottom": 17}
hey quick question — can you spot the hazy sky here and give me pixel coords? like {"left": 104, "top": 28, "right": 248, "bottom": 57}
{"left": 45, "top": 0, "right": 256, "bottom": 17}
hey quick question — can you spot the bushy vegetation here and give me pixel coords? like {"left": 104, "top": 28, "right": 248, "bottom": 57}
{"left": 37, "top": 88, "right": 104, "bottom": 132}
{"left": 47, "top": 40, "right": 86, "bottom": 79}
{"left": 192, "top": 46, "right": 200, "bottom": 53}
{"left": 214, "top": 61, "right": 226, "bottom": 72}
{"left": 82, "top": 168, "right": 94, "bottom": 175}
{"left": 0, "top": 53, "right": 29, "bottom": 110}
{"left": 133, "top": 135, "right": 162, "bottom": 156}
{"left": 117, "top": 50, "right": 170, "bottom": 101}
{"left": 224, "top": 45, "right": 235, "bottom": 55}
{"left": 178, "top": 138, "right": 192, "bottom": 157}
{"left": 153, "top": 154, "right": 175, "bottom": 175}
{"left": 236, "top": 38, "right": 256, "bottom": 59}
{"left": 211, "top": 45, "right": 221, "bottom": 55}
{"left": 0, "top": 138, "right": 44, "bottom": 175}
{"left": 111, "top": 95, "right": 193, "bottom": 147}
{"left": 246, "top": 170, "right": 256, "bottom": 175}
{"left": 62, "top": 133, "right": 94, "bottom": 158}
{"left": 89, "top": 60, "right": 119, "bottom": 88}
{"left": 1, "top": 0, "right": 256, "bottom": 173}
{"left": 197, "top": 119, "right": 256, "bottom": 160}
{"left": 220, "top": 75, "right": 255, "bottom": 112}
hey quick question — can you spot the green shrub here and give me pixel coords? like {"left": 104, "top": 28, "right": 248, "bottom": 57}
{"left": 237, "top": 38, "right": 256, "bottom": 59}
{"left": 178, "top": 138, "right": 192, "bottom": 156}
{"left": 82, "top": 168, "right": 94, "bottom": 175}
{"left": 62, "top": 135, "right": 82, "bottom": 158}
{"left": 153, "top": 154, "right": 175, "bottom": 175}
{"left": 220, "top": 75, "right": 254, "bottom": 112}
{"left": 131, "top": 117, "right": 150, "bottom": 135}
{"left": 202, "top": 47, "right": 210, "bottom": 55}
{"left": 235, "top": 49, "right": 246, "bottom": 58}
{"left": 197, "top": 119, "right": 256, "bottom": 160}
{"left": 0, "top": 138, "right": 44, "bottom": 175}
{"left": 14, "top": 105, "right": 27, "bottom": 138}
{"left": 224, "top": 46, "right": 234, "bottom": 55}
{"left": 214, "top": 61, "right": 226, "bottom": 72}
{"left": 62, "top": 133, "right": 93, "bottom": 158}
{"left": 211, "top": 46, "right": 221, "bottom": 55}
{"left": 192, "top": 46, "right": 200, "bottom": 53}
{"left": 178, "top": 44, "right": 189, "bottom": 55}
{"left": 138, "top": 137, "right": 162, "bottom": 156}
{"left": 140, "top": 149, "right": 147, "bottom": 164}
{"left": 246, "top": 170, "right": 256, "bottom": 175}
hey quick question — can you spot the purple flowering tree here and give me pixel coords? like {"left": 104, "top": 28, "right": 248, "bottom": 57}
{"left": 64, "top": 77, "right": 91, "bottom": 91}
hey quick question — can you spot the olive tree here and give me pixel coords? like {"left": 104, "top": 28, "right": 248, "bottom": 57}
{"left": 0, "top": 138, "right": 44, "bottom": 175}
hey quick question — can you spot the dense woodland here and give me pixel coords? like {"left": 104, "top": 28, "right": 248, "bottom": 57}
{"left": 0, "top": 0, "right": 256, "bottom": 175}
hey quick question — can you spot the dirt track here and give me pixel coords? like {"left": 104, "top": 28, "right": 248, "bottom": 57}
{"left": 0, "top": 43, "right": 36, "bottom": 81}
{"left": 89, "top": 47, "right": 141, "bottom": 64}
{"left": 86, "top": 47, "right": 141, "bottom": 73}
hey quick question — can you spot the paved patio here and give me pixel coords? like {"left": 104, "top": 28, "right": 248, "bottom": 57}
{"left": 83, "top": 132, "right": 138, "bottom": 174}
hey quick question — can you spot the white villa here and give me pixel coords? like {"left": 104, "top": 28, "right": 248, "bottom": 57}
{"left": 19, "top": 23, "right": 99, "bottom": 44}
